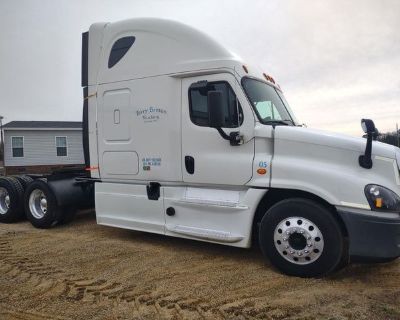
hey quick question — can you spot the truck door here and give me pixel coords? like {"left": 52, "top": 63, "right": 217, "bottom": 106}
{"left": 181, "top": 74, "right": 255, "bottom": 185}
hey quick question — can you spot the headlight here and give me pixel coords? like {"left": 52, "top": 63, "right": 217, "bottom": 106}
{"left": 365, "top": 184, "right": 400, "bottom": 212}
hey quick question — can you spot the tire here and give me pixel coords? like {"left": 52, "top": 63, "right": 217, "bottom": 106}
{"left": 24, "top": 178, "right": 60, "bottom": 228}
{"left": 259, "top": 198, "right": 345, "bottom": 277}
{"left": 0, "top": 177, "right": 25, "bottom": 223}
{"left": 58, "top": 207, "right": 77, "bottom": 225}
{"left": 14, "top": 175, "right": 34, "bottom": 190}
{"left": 334, "top": 239, "right": 350, "bottom": 271}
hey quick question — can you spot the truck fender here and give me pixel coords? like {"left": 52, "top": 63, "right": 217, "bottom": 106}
{"left": 47, "top": 178, "right": 93, "bottom": 208}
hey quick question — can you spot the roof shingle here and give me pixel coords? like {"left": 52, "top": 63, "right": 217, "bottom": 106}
{"left": 3, "top": 121, "right": 82, "bottom": 129}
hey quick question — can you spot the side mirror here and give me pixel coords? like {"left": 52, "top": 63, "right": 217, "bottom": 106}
{"left": 207, "top": 90, "right": 243, "bottom": 146}
{"left": 208, "top": 90, "right": 224, "bottom": 128}
{"left": 361, "top": 119, "right": 375, "bottom": 134}
{"left": 359, "top": 118, "right": 376, "bottom": 169}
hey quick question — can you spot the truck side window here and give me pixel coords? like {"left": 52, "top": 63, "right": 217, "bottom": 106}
{"left": 108, "top": 36, "right": 136, "bottom": 68}
{"left": 189, "top": 81, "right": 243, "bottom": 128}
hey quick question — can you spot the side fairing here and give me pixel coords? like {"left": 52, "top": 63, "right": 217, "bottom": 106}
{"left": 246, "top": 124, "right": 274, "bottom": 188}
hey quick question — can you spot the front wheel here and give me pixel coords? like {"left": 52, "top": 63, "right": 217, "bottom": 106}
{"left": 259, "top": 198, "right": 345, "bottom": 277}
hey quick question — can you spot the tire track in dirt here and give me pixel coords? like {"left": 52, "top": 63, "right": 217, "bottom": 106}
{"left": 3, "top": 227, "right": 397, "bottom": 320}
{"left": 1, "top": 231, "right": 269, "bottom": 319}
{"left": 0, "top": 309, "right": 69, "bottom": 320}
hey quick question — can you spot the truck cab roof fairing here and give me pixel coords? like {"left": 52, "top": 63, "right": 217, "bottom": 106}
{"left": 91, "top": 18, "right": 239, "bottom": 85}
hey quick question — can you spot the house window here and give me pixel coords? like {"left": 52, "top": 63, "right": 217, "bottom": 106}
{"left": 188, "top": 81, "right": 243, "bottom": 128}
{"left": 11, "top": 137, "right": 24, "bottom": 157}
{"left": 56, "top": 137, "right": 67, "bottom": 157}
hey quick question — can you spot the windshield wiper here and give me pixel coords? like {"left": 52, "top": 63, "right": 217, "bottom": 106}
{"left": 264, "top": 119, "right": 294, "bottom": 126}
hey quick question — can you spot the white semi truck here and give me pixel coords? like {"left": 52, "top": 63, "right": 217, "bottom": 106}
{"left": 0, "top": 18, "right": 399, "bottom": 277}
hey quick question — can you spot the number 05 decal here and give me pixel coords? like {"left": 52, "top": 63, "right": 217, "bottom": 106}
{"left": 258, "top": 161, "right": 268, "bottom": 168}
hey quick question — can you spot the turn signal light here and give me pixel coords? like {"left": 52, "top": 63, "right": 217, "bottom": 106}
{"left": 375, "top": 198, "right": 383, "bottom": 208}
{"left": 242, "top": 65, "right": 249, "bottom": 73}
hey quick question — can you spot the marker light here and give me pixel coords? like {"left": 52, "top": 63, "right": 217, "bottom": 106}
{"left": 263, "top": 73, "right": 276, "bottom": 84}
{"left": 365, "top": 184, "right": 400, "bottom": 212}
{"left": 257, "top": 168, "right": 267, "bottom": 175}
{"left": 242, "top": 65, "right": 249, "bottom": 73}
{"left": 85, "top": 166, "right": 99, "bottom": 171}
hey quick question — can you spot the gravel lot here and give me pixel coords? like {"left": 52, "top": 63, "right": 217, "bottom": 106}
{"left": 0, "top": 210, "right": 400, "bottom": 320}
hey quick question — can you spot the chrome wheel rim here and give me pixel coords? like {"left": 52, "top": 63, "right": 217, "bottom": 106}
{"left": 0, "top": 187, "right": 10, "bottom": 215}
{"left": 29, "top": 189, "right": 48, "bottom": 219}
{"left": 274, "top": 216, "right": 324, "bottom": 265}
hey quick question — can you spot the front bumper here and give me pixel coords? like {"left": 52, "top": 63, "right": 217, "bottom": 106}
{"left": 338, "top": 207, "right": 400, "bottom": 260}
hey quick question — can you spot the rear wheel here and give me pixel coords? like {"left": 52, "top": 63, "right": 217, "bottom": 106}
{"left": 259, "top": 198, "right": 345, "bottom": 277}
{"left": 0, "top": 177, "right": 24, "bottom": 222}
{"left": 15, "top": 175, "right": 34, "bottom": 190}
{"left": 25, "top": 179, "right": 60, "bottom": 228}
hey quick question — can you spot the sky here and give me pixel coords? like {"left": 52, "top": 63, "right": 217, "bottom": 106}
{"left": 0, "top": 0, "right": 399, "bottom": 136}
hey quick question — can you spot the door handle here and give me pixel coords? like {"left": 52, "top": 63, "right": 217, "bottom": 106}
{"left": 114, "top": 109, "right": 120, "bottom": 124}
{"left": 185, "top": 156, "right": 195, "bottom": 174}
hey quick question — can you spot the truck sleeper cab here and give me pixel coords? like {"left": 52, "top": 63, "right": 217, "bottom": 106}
{"left": 82, "top": 18, "right": 400, "bottom": 277}
{"left": 2, "top": 18, "right": 398, "bottom": 278}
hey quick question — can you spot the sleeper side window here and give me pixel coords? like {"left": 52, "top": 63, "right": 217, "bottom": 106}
{"left": 11, "top": 137, "right": 24, "bottom": 157}
{"left": 108, "top": 36, "right": 136, "bottom": 68}
{"left": 189, "top": 81, "right": 243, "bottom": 128}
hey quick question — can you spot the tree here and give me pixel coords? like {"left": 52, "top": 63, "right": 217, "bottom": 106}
{"left": 376, "top": 131, "right": 400, "bottom": 147}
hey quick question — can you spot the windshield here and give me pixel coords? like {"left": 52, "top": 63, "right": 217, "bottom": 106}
{"left": 242, "top": 77, "right": 297, "bottom": 126}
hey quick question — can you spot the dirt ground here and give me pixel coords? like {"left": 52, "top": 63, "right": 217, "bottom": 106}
{"left": 0, "top": 211, "right": 400, "bottom": 320}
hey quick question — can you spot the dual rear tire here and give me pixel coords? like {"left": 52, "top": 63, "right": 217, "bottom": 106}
{"left": 15, "top": 175, "right": 34, "bottom": 190}
{"left": 24, "top": 179, "right": 76, "bottom": 228}
{"left": 259, "top": 198, "right": 346, "bottom": 277}
{"left": 0, "top": 176, "right": 76, "bottom": 228}
{"left": 25, "top": 178, "right": 60, "bottom": 228}
{"left": 0, "top": 177, "right": 24, "bottom": 223}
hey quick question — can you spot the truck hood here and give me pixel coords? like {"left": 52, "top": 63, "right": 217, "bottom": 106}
{"left": 266, "top": 125, "right": 400, "bottom": 208}
{"left": 274, "top": 126, "right": 398, "bottom": 160}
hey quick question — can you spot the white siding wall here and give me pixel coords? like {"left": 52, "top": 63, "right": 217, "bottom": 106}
{"left": 4, "top": 130, "right": 84, "bottom": 166}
